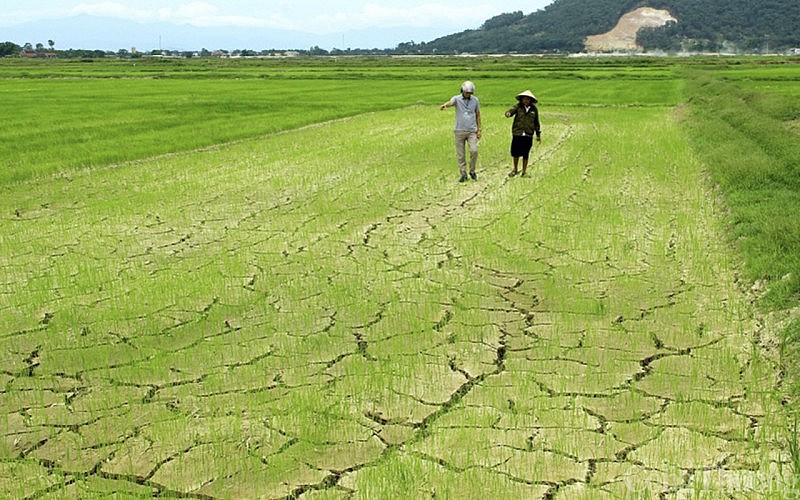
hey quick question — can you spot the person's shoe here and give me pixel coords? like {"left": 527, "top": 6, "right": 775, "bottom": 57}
{"left": 508, "top": 169, "right": 518, "bottom": 177}
{"left": 469, "top": 171, "right": 477, "bottom": 181}
{"left": 459, "top": 174, "right": 468, "bottom": 182}
{"left": 520, "top": 170, "right": 527, "bottom": 177}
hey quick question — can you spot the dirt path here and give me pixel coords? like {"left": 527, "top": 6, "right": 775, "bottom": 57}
{"left": 0, "top": 106, "right": 791, "bottom": 498}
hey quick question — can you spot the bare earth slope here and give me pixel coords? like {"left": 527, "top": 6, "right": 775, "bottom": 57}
{"left": 585, "top": 7, "right": 677, "bottom": 52}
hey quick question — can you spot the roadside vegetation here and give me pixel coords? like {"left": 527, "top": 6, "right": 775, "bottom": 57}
{"left": 0, "top": 55, "right": 798, "bottom": 497}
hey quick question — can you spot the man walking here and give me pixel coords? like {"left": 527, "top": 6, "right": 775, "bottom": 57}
{"left": 440, "top": 81, "right": 481, "bottom": 182}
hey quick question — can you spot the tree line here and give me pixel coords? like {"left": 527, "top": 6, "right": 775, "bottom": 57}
{"left": 0, "top": 40, "right": 410, "bottom": 59}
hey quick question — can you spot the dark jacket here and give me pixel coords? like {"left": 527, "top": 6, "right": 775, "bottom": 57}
{"left": 507, "top": 104, "right": 541, "bottom": 137}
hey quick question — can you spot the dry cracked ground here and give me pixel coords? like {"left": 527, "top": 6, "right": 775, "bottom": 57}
{"left": 0, "top": 106, "right": 794, "bottom": 498}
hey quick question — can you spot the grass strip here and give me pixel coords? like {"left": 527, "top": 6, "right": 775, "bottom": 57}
{"left": 683, "top": 68, "right": 800, "bottom": 482}
{"left": 682, "top": 68, "right": 800, "bottom": 310}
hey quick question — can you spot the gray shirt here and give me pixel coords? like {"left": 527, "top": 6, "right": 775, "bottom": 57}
{"left": 450, "top": 94, "right": 480, "bottom": 132}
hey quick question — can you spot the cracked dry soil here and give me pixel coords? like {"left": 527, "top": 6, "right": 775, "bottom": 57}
{"left": 0, "top": 106, "right": 793, "bottom": 498}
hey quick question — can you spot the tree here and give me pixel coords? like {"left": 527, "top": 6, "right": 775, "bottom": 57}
{"left": 481, "top": 11, "right": 524, "bottom": 30}
{"left": 308, "top": 45, "right": 328, "bottom": 56}
{"left": 0, "top": 41, "right": 21, "bottom": 57}
{"left": 48, "top": 39, "right": 55, "bottom": 51}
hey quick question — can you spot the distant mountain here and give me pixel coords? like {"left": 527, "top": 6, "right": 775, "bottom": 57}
{"left": 2, "top": 14, "right": 444, "bottom": 52}
{"left": 405, "top": 0, "right": 800, "bottom": 54}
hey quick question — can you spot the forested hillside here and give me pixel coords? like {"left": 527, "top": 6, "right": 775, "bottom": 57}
{"left": 399, "top": 0, "right": 800, "bottom": 54}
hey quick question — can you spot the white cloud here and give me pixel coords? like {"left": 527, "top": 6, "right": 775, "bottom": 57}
{"left": 154, "top": 2, "right": 288, "bottom": 28}
{"left": 69, "top": 2, "right": 147, "bottom": 22}
{"left": 61, "top": 1, "right": 293, "bottom": 29}
{"left": 307, "top": 3, "right": 500, "bottom": 34}
{"left": 0, "top": 7, "right": 65, "bottom": 26}
{"left": 157, "top": 2, "right": 220, "bottom": 24}
{"left": 0, "top": 0, "right": 552, "bottom": 43}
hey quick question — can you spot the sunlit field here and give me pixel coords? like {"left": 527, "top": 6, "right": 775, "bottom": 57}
{"left": 1, "top": 56, "right": 798, "bottom": 498}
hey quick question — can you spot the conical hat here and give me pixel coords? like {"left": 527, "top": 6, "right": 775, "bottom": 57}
{"left": 516, "top": 90, "right": 538, "bottom": 103}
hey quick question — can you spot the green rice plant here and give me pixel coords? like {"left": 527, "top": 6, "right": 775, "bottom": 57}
{"left": 787, "top": 414, "right": 800, "bottom": 485}
{"left": 0, "top": 77, "right": 445, "bottom": 184}
{"left": 0, "top": 56, "right": 682, "bottom": 185}
{"left": 0, "top": 56, "right": 795, "bottom": 498}
{"left": 782, "top": 318, "right": 800, "bottom": 397}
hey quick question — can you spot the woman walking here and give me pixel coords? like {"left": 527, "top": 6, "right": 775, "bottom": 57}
{"left": 505, "top": 90, "right": 541, "bottom": 177}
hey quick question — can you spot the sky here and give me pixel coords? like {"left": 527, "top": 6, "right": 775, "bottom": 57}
{"left": 1, "top": 1, "right": 554, "bottom": 51}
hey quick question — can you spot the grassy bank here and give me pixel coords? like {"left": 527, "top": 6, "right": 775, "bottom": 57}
{"left": 682, "top": 63, "right": 800, "bottom": 405}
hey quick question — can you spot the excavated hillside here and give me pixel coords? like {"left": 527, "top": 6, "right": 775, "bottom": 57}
{"left": 585, "top": 7, "right": 677, "bottom": 52}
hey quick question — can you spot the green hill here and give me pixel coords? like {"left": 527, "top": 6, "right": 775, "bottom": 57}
{"left": 399, "top": 0, "right": 800, "bottom": 54}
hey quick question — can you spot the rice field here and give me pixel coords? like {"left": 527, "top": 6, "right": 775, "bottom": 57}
{"left": 0, "top": 56, "right": 797, "bottom": 498}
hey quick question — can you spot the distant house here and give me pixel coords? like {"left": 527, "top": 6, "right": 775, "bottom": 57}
{"left": 788, "top": 48, "right": 800, "bottom": 55}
